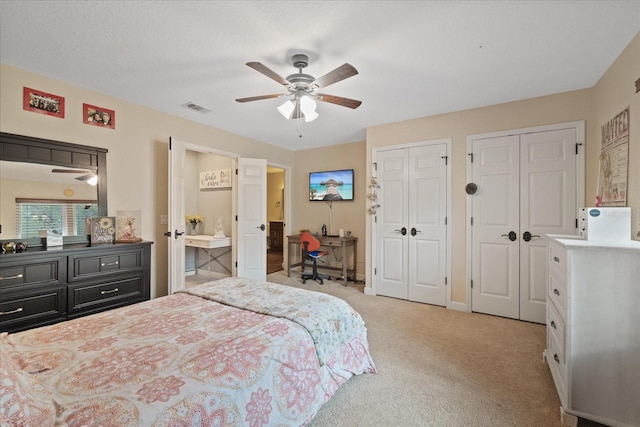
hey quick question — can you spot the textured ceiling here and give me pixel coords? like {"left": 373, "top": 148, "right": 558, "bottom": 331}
{"left": 1, "top": 1, "right": 638, "bottom": 151}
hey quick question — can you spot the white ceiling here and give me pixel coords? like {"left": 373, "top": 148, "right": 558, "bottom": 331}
{"left": 1, "top": 1, "right": 638, "bottom": 151}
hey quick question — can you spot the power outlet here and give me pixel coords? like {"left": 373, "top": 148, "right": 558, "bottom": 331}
{"left": 160, "top": 215, "right": 168, "bottom": 225}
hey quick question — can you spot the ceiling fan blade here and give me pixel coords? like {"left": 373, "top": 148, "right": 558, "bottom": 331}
{"left": 235, "top": 94, "right": 284, "bottom": 103}
{"left": 311, "top": 63, "right": 358, "bottom": 89}
{"left": 52, "top": 168, "right": 92, "bottom": 174}
{"left": 317, "top": 94, "right": 362, "bottom": 109}
{"left": 75, "top": 174, "right": 95, "bottom": 182}
{"left": 246, "top": 62, "right": 290, "bottom": 86}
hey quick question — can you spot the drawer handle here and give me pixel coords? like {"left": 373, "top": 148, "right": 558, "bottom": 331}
{"left": 0, "top": 307, "right": 24, "bottom": 316}
{"left": 552, "top": 256, "right": 560, "bottom": 263}
{"left": 550, "top": 320, "right": 556, "bottom": 329}
{"left": 100, "top": 288, "right": 119, "bottom": 295}
{"left": 553, "top": 289, "right": 560, "bottom": 296}
{"left": 101, "top": 261, "right": 119, "bottom": 267}
{"left": 0, "top": 273, "right": 24, "bottom": 281}
{"left": 553, "top": 353, "right": 560, "bottom": 364}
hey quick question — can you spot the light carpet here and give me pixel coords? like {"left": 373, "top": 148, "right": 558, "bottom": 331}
{"left": 265, "top": 271, "right": 601, "bottom": 427}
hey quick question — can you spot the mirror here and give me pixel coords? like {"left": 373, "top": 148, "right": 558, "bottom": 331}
{"left": 0, "top": 132, "right": 108, "bottom": 245}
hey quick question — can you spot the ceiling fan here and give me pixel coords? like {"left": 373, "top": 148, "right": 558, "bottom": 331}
{"left": 51, "top": 168, "right": 97, "bottom": 183}
{"left": 236, "top": 54, "right": 362, "bottom": 122}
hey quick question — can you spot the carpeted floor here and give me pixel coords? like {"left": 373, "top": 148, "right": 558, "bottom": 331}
{"left": 265, "top": 270, "right": 605, "bottom": 427}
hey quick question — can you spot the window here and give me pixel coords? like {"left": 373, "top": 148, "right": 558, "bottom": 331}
{"left": 16, "top": 198, "right": 98, "bottom": 238}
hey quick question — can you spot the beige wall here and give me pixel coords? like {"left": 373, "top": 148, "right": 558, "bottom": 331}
{"left": 0, "top": 64, "right": 295, "bottom": 298}
{"left": 1, "top": 30, "right": 637, "bottom": 305}
{"left": 292, "top": 142, "right": 366, "bottom": 276}
{"left": 592, "top": 32, "right": 640, "bottom": 239}
{"left": 366, "top": 31, "right": 639, "bottom": 306}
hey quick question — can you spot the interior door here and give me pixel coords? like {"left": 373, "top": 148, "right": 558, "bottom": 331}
{"left": 375, "top": 143, "right": 448, "bottom": 306}
{"left": 408, "top": 144, "right": 448, "bottom": 305}
{"left": 375, "top": 149, "right": 409, "bottom": 299}
{"left": 519, "top": 128, "right": 577, "bottom": 322}
{"left": 470, "top": 135, "right": 521, "bottom": 319}
{"left": 168, "top": 137, "right": 186, "bottom": 294}
{"left": 237, "top": 157, "right": 267, "bottom": 281}
{"left": 470, "top": 127, "right": 578, "bottom": 323}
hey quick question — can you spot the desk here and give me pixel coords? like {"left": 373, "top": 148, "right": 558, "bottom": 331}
{"left": 286, "top": 234, "right": 357, "bottom": 286}
{"left": 185, "top": 235, "right": 232, "bottom": 274}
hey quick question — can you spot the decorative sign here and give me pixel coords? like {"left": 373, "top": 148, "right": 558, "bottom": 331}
{"left": 200, "top": 170, "right": 231, "bottom": 189}
{"left": 597, "top": 107, "right": 630, "bottom": 207}
{"left": 89, "top": 216, "right": 116, "bottom": 244}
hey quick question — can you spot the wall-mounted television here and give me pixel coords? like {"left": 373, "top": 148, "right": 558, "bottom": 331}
{"left": 309, "top": 169, "right": 354, "bottom": 201}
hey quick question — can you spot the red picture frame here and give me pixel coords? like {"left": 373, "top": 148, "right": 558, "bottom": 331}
{"left": 83, "top": 103, "right": 115, "bottom": 129}
{"left": 23, "top": 87, "right": 65, "bottom": 118}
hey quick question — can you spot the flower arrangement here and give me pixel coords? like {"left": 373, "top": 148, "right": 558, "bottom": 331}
{"left": 185, "top": 214, "right": 204, "bottom": 225}
{"left": 185, "top": 214, "right": 204, "bottom": 235}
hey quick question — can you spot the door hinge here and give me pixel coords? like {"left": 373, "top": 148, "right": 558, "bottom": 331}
{"left": 235, "top": 168, "right": 238, "bottom": 175}
{"left": 372, "top": 162, "right": 377, "bottom": 171}
{"left": 468, "top": 152, "right": 474, "bottom": 163}
{"left": 445, "top": 217, "right": 447, "bottom": 226}
{"left": 235, "top": 215, "right": 238, "bottom": 221}
{"left": 445, "top": 276, "right": 448, "bottom": 285}
{"left": 575, "top": 143, "right": 583, "bottom": 155}
{"left": 441, "top": 155, "right": 448, "bottom": 165}
{"left": 374, "top": 216, "right": 377, "bottom": 223}
{"left": 470, "top": 217, "right": 473, "bottom": 226}
{"left": 471, "top": 279, "right": 474, "bottom": 289}
{"left": 235, "top": 261, "right": 238, "bottom": 268}
{"left": 374, "top": 268, "right": 377, "bottom": 275}
{"left": 576, "top": 218, "right": 578, "bottom": 228}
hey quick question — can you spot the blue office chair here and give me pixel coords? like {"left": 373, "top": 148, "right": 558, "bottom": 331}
{"left": 300, "top": 231, "right": 330, "bottom": 284}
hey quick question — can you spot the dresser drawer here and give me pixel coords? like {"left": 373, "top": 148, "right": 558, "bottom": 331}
{"left": 548, "top": 263, "right": 567, "bottom": 317}
{"left": 548, "top": 241, "right": 567, "bottom": 277}
{"left": 0, "top": 257, "right": 65, "bottom": 289}
{"left": 0, "top": 286, "right": 66, "bottom": 332}
{"left": 547, "top": 300, "right": 565, "bottom": 355}
{"left": 68, "top": 274, "right": 145, "bottom": 314}
{"left": 68, "top": 248, "right": 144, "bottom": 282}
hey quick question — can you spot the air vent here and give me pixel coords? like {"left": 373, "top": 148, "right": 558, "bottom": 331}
{"left": 181, "top": 101, "right": 212, "bottom": 113}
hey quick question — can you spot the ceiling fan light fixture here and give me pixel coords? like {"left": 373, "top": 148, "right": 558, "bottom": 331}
{"left": 277, "top": 100, "right": 295, "bottom": 119}
{"left": 300, "top": 96, "right": 318, "bottom": 122}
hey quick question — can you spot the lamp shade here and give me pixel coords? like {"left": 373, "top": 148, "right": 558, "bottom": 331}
{"left": 277, "top": 100, "right": 295, "bottom": 119}
{"left": 300, "top": 96, "right": 318, "bottom": 122}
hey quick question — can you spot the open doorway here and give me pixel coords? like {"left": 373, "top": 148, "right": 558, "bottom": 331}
{"left": 267, "top": 166, "right": 285, "bottom": 274}
{"left": 184, "top": 149, "right": 234, "bottom": 287}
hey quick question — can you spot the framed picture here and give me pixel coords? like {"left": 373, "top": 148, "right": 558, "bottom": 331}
{"left": 89, "top": 216, "right": 116, "bottom": 244}
{"left": 23, "top": 87, "right": 65, "bottom": 118}
{"left": 200, "top": 169, "right": 232, "bottom": 189}
{"left": 83, "top": 103, "right": 115, "bottom": 129}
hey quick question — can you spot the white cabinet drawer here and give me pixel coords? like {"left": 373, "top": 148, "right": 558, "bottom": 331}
{"left": 548, "top": 264, "right": 567, "bottom": 317}
{"left": 547, "top": 301, "right": 565, "bottom": 357}
{"left": 548, "top": 241, "right": 567, "bottom": 276}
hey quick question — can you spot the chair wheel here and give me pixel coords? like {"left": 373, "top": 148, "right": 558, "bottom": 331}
{"left": 302, "top": 280, "right": 306, "bottom": 284}
{"left": 318, "top": 279, "right": 323, "bottom": 285}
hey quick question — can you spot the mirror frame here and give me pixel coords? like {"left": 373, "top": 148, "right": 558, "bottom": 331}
{"left": 0, "top": 132, "right": 108, "bottom": 246}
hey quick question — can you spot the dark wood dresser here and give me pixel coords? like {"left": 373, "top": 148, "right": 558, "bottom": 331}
{"left": 0, "top": 241, "right": 152, "bottom": 333}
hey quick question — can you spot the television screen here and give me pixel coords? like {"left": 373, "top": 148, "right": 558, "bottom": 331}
{"left": 309, "top": 169, "right": 354, "bottom": 201}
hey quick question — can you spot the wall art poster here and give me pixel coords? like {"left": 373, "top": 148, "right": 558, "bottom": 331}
{"left": 83, "top": 103, "right": 115, "bottom": 129}
{"left": 23, "top": 87, "right": 65, "bottom": 118}
{"left": 200, "top": 170, "right": 232, "bottom": 189}
{"left": 597, "top": 107, "right": 630, "bottom": 207}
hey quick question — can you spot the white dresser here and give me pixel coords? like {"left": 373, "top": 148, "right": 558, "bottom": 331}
{"left": 544, "top": 236, "right": 640, "bottom": 427}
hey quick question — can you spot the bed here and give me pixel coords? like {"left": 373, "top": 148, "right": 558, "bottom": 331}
{"left": 0, "top": 277, "right": 376, "bottom": 426}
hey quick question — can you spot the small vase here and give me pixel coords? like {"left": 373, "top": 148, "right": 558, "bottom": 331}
{"left": 190, "top": 224, "right": 198, "bottom": 235}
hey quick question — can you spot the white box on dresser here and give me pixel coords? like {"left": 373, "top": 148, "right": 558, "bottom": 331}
{"left": 544, "top": 236, "right": 640, "bottom": 427}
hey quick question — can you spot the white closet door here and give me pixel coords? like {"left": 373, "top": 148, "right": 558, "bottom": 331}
{"left": 470, "top": 126, "right": 579, "bottom": 323}
{"left": 375, "top": 143, "right": 448, "bottom": 306}
{"left": 168, "top": 137, "right": 186, "bottom": 294}
{"left": 471, "top": 135, "right": 521, "bottom": 319}
{"left": 375, "top": 149, "right": 409, "bottom": 299}
{"left": 408, "top": 144, "right": 447, "bottom": 305}
{"left": 519, "top": 128, "right": 577, "bottom": 322}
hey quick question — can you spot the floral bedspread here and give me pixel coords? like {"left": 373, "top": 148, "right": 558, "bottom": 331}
{"left": 179, "top": 277, "right": 369, "bottom": 366}
{"left": 0, "top": 280, "right": 376, "bottom": 427}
